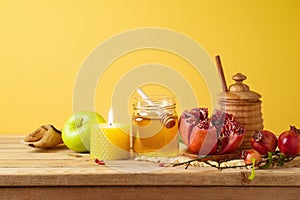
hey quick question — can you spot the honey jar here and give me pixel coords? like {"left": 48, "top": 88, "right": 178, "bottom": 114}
{"left": 131, "top": 96, "right": 179, "bottom": 157}
{"left": 217, "top": 73, "right": 264, "bottom": 149}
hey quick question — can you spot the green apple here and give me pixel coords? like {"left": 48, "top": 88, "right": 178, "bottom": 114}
{"left": 62, "top": 111, "right": 105, "bottom": 152}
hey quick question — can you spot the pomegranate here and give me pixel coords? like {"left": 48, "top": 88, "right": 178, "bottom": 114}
{"left": 179, "top": 108, "right": 217, "bottom": 154}
{"left": 179, "top": 108, "right": 245, "bottom": 155}
{"left": 241, "top": 149, "right": 262, "bottom": 166}
{"left": 251, "top": 130, "right": 278, "bottom": 155}
{"left": 278, "top": 126, "right": 300, "bottom": 156}
{"left": 211, "top": 110, "right": 245, "bottom": 154}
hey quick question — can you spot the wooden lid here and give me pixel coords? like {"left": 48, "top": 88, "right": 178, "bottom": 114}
{"left": 218, "top": 73, "right": 261, "bottom": 101}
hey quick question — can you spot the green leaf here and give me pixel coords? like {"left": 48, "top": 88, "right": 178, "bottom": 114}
{"left": 278, "top": 153, "right": 285, "bottom": 166}
{"left": 248, "top": 158, "right": 256, "bottom": 181}
{"left": 259, "top": 152, "right": 273, "bottom": 169}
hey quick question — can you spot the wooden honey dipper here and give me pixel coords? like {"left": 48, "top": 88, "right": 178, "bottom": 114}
{"left": 215, "top": 55, "right": 228, "bottom": 92}
{"left": 136, "top": 88, "right": 176, "bottom": 129}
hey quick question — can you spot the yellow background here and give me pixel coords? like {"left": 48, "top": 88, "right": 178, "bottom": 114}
{"left": 0, "top": 0, "right": 299, "bottom": 135}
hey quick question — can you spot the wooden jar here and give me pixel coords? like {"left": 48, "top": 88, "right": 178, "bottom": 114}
{"left": 217, "top": 73, "right": 264, "bottom": 149}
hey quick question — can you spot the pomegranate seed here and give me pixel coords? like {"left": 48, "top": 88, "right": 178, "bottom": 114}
{"left": 158, "top": 163, "right": 165, "bottom": 167}
{"left": 95, "top": 159, "right": 105, "bottom": 165}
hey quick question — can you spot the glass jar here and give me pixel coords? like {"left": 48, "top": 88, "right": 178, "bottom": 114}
{"left": 131, "top": 96, "right": 179, "bottom": 157}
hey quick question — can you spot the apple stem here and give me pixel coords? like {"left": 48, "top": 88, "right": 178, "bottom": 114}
{"left": 78, "top": 118, "right": 83, "bottom": 127}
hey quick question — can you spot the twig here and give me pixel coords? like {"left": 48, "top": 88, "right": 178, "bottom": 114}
{"left": 203, "top": 161, "right": 253, "bottom": 170}
{"left": 173, "top": 152, "right": 241, "bottom": 168}
{"left": 173, "top": 151, "right": 300, "bottom": 170}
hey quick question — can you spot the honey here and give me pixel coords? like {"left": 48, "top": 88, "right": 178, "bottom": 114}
{"left": 132, "top": 117, "right": 179, "bottom": 156}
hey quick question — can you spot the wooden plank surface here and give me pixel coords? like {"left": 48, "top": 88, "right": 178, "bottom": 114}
{"left": 0, "top": 135, "right": 300, "bottom": 199}
{"left": 1, "top": 186, "right": 299, "bottom": 200}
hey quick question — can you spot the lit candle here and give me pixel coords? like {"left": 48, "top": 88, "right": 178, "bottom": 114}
{"left": 90, "top": 108, "right": 130, "bottom": 160}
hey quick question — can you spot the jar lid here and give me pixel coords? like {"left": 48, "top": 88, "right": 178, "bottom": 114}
{"left": 218, "top": 73, "right": 261, "bottom": 100}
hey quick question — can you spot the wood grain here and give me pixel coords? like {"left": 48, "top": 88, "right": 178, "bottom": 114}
{"left": 1, "top": 186, "right": 299, "bottom": 200}
{"left": 0, "top": 135, "right": 300, "bottom": 200}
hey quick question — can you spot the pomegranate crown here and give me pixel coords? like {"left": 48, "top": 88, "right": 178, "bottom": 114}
{"left": 290, "top": 125, "right": 300, "bottom": 134}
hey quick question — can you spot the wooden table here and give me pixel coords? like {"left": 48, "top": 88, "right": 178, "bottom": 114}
{"left": 0, "top": 135, "right": 299, "bottom": 200}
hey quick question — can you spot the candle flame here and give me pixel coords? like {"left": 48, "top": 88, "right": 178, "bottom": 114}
{"left": 108, "top": 108, "right": 114, "bottom": 126}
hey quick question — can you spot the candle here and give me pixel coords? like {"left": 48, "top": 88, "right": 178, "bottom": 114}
{"left": 90, "top": 108, "right": 130, "bottom": 160}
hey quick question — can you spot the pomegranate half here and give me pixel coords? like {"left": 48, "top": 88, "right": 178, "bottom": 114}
{"left": 179, "top": 108, "right": 245, "bottom": 155}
